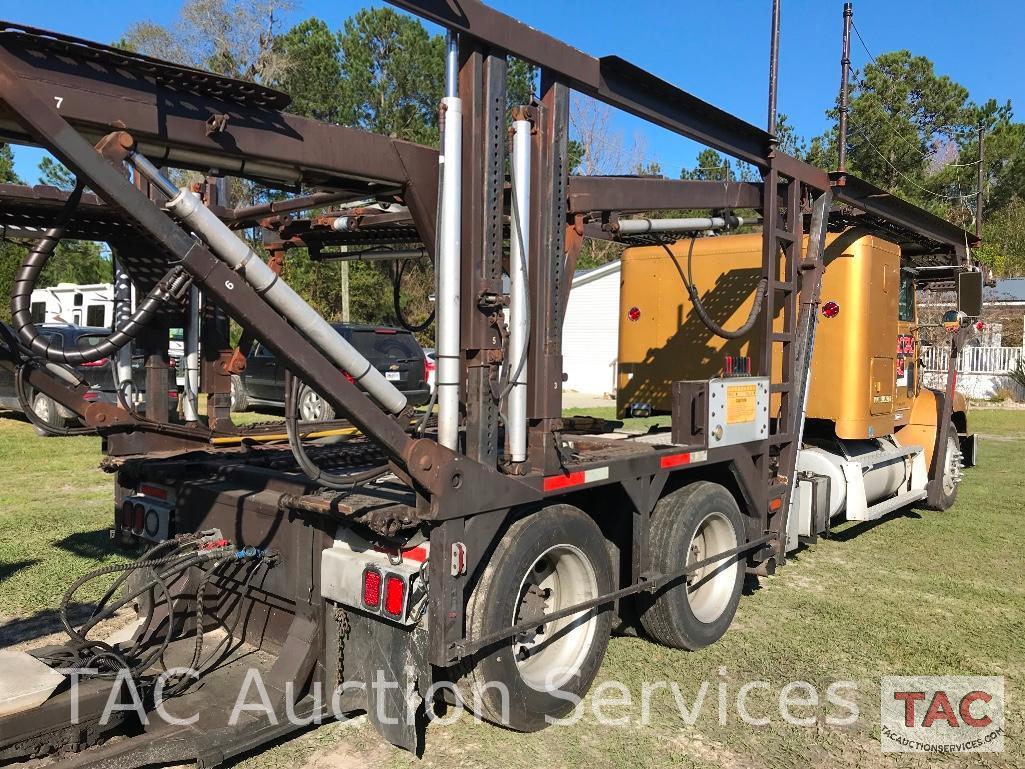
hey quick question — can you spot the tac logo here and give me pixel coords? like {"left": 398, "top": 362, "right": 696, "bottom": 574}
{"left": 880, "top": 676, "right": 1004, "bottom": 753}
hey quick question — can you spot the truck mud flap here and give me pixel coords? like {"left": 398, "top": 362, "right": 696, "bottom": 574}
{"left": 959, "top": 433, "right": 978, "bottom": 468}
{"left": 339, "top": 609, "right": 429, "bottom": 755}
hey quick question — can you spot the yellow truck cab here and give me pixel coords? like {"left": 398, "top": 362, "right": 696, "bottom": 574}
{"left": 618, "top": 230, "right": 974, "bottom": 546}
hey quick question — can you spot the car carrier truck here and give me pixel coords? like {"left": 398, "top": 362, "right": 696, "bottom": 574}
{"left": 0, "top": 1, "right": 981, "bottom": 765}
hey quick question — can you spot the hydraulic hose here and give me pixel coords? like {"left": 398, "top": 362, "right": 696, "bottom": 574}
{"left": 283, "top": 369, "right": 388, "bottom": 489}
{"left": 662, "top": 239, "right": 766, "bottom": 340}
{"left": 8, "top": 180, "right": 190, "bottom": 365}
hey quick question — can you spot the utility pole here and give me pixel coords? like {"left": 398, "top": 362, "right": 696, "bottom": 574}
{"left": 838, "top": 2, "right": 853, "bottom": 173}
{"left": 976, "top": 123, "right": 985, "bottom": 239}
{"left": 339, "top": 259, "right": 350, "bottom": 323}
{"left": 767, "top": 0, "right": 781, "bottom": 136}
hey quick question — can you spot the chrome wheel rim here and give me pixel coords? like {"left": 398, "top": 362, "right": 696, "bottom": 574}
{"left": 299, "top": 389, "right": 326, "bottom": 421}
{"left": 942, "top": 433, "right": 962, "bottom": 498}
{"left": 512, "top": 544, "right": 599, "bottom": 691}
{"left": 686, "top": 511, "right": 738, "bottom": 624}
{"left": 33, "top": 394, "right": 52, "bottom": 424}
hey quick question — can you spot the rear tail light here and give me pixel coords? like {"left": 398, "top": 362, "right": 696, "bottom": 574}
{"left": 79, "top": 357, "right": 109, "bottom": 368}
{"left": 362, "top": 567, "right": 382, "bottom": 609}
{"left": 383, "top": 575, "right": 406, "bottom": 617}
{"left": 121, "top": 500, "right": 134, "bottom": 528}
{"left": 821, "top": 301, "right": 840, "bottom": 319}
{"left": 373, "top": 328, "right": 398, "bottom": 334}
{"left": 133, "top": 503, "right": 145, "bottom": 533}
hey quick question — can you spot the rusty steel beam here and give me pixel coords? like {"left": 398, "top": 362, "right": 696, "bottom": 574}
{"left": 567, "top": 177, "right": 763, "bottom": 214}
{"left": 0, "top": 30, "right": 435, "bottom": 193}
{"left": 831, "top": 172, "right": 979, "bottom": 251}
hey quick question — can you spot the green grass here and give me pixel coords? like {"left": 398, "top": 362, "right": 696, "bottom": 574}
{"left": 0, "top": 407, "right": 1022, "bottom": 767}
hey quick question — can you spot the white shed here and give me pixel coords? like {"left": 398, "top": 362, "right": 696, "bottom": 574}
{"left": 562, "top": 260, "right": 622, "bottom": 396}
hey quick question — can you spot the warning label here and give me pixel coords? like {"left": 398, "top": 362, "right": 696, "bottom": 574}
{"left": 727, "top": 383, "right": 757, "bottom": 424}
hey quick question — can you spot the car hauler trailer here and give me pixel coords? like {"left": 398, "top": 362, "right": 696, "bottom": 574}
{"left": 0, "top": 2, "right": 981, "bottom": 765}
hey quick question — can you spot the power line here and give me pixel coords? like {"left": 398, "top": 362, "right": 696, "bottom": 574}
{"left": 849, "top": 125, "right": 976, "bottom": 201}
{"left": 848, "top": 21, "right": 981, "bottom": 170}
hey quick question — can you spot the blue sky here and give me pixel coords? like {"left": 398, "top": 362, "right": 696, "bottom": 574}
{"left": 9, "top": 0, "right": 1021, "bottom": 184}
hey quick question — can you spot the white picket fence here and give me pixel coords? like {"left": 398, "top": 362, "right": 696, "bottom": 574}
{"left": 921, "top": 345, "right": 1024, "bottom": 400}
{"left": 921, "top": 345, "right": 1023, "bottom": 374}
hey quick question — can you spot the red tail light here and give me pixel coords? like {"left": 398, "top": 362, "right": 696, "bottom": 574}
{"left": 133, "top": 503, "right": 145, "bottom": 533}
{"left": 362, "top": 567, "right": 382, "bottom": 609}
{"left": 384, "top": 575, "right": 406, "bottom": 617}
{"left": 424, "top": 356, "right": 434, "bottom": 383}
{"left": 79, "top": 358, "right": 109, "bottom": 368}
{"left": 821, "top": 301, "right": 840, "bottom": 319}
{"left": 121, "top": 500, "right": 134, "bottom": 528}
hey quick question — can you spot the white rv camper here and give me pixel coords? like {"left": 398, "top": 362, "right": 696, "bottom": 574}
{"left": 29, "top": 283, "right": 114, "bottom": 328}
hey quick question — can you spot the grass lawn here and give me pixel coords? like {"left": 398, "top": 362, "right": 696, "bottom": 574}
{"left": 0, "top": 407, "right": 1021, "bottom": 768}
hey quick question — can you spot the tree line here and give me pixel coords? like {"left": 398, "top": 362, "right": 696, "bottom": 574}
{"left": 1, "top": 0, "right": 1021, "bottom": 331}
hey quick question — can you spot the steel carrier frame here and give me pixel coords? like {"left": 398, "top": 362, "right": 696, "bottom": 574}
{"left": 0, "top": 2, "right": 978, "bottom": 765}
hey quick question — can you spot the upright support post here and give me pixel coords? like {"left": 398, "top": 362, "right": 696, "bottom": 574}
{"left": 767, "top": 0, "right": 781, "bottom": 135}
{"left": 526, "top": 73, "right": 570, "bottom": 472}
{"left": 437, "top": 32, "right": 464, "bottom": 450}
{"left": 976, "top": 124, "right": 985, "bottom": 240}
{"left": 183, "top": 284, "right": 200, "bottom": 422}
{"left": 838, "top": 2, "right": 853, "bottom": 173}
{"left": 113, "top": 259, "right": 134, "bottom": 404}
{"left": 460, "top": 45, "right": 507, "bottom": 468}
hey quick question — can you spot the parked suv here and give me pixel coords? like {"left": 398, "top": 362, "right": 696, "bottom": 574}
{"left": 0, "top": 323, "right": 174, "bottom": 435}
{"left": 232, "top": 324, "right": 430, "bottom": 417}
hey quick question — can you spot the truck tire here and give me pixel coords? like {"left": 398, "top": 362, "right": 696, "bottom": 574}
{"left": 31, "top": 391, "right": 68, "bottom": 436}
{"left": 929, "top": 424, "right": 962, "bottom": 511}
{"left": 639, "top": 481, "right": 745, "bottom": 651}
{"left": 459, "top": 504, "right": 614, "bottom": 731}
{"left": 230, "top": 374, "right": 248, "bottom": 413}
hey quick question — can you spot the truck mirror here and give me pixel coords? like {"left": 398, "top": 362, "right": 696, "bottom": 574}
{"left": 957, "top": 271, "right": 983, "bottom": 318}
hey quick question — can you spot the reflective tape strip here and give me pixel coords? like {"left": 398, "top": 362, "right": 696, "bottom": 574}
{"left": 659, "top": 450, "right": 708, "bottom": 469}
{"left": 543, "top": 465, "right": 609, "bottom": 492}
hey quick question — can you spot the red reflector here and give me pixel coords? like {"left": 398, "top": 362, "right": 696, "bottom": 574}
{"left": 821, "top": 301, "right": 840, "bottom": 319}
{"left": 139, "top": 484, "right": 168, "bottom": 500}
{"left": 543, "top": 471, "right": 586, "bottom": 492}
{"left": 82, "top": 391, "right": 99, "bottom": 401}
{"left": 384, "top": 575, "right": 406, "bottom": 617}
{"left": 660, "top": 452, "right": 692, "bottom": 469}
{"left": 374, "top": 328, "right": 398, "bottom": 334}
{"left": 79, "top": 357, "right": 109, "bottom": 368}
{"left": 627, "top": 306, "right": 641, "bottom": 322}
{"left": 769, "top": 497, "right": 783, "bottom": 512}
{"left": 362, "top": 567, "right": 382, "bottom": 609}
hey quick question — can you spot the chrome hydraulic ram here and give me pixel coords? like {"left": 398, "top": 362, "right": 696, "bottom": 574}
{"left": 506, "top": 117, "right": 532, "bottom": 463}
{"left": 128, "top": 153, "right": 408, "bottom": 416}
{"left": 435, "top": 32, "right": 463, "bottom": 450}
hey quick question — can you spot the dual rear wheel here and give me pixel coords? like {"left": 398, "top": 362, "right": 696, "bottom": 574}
{"left": 458, "top": 482, "right": 745, "bottom": 731}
